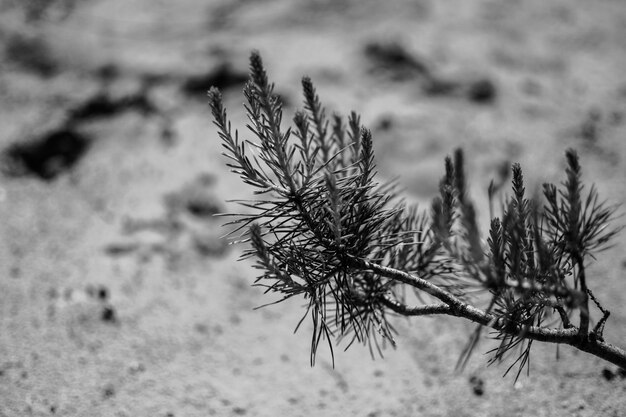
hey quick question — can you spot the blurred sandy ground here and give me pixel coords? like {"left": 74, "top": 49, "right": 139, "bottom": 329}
{"left": 1, "top": 1, "right": 626, "bottom": 416}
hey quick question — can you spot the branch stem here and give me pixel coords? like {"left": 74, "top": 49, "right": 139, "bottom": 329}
{"left": 575, "top": 254, "right": 590, "bottom": 338}
{"left": 381, "top": 296, "right": 451, "bottom": 316}
{"left": 588, "top": 288, "right": 610, "bottom": 340}
{"left": 352, "top": 257, "right": 626, "bottom": 369}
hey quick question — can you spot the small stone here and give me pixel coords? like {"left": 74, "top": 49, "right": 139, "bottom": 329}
{"left": 469, "top": 375, "right": 485, "bottom": 396}
{"left": 602, "top": 368, "right": 615, "bottom": 381}
{"left": 97, "top": 286, "right": 109, "bottom": 301}
{"left": 128, "top": 361, "right": 145, "bottom": 375}
{"left": 101, "top": 305, "right": 116, "bottom": 323}
{"left": 103, "top": 384, "right": 115, "bottom": 399}
{"left": 467, "top": 79, "right": 496, "bottom": 104}
{"left": 376, "top": 116, "right": 393, "bottom": 131}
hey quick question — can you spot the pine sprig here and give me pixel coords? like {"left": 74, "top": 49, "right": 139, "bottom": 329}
{"left": 209, "top": 51, "right": 626, "bottom": 376}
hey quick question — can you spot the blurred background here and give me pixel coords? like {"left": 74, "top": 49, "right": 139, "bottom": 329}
{"left": 1, "top": 0, "right": 626, "bottom": 416}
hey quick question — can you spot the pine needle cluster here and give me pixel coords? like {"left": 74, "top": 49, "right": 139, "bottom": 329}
{"left": 208, "top": 51, "right": 625, "bottom": 378}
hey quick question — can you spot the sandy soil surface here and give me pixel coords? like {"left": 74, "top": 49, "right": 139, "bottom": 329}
{"left": 1, "top": 1, "right": 626, "bottom": 416}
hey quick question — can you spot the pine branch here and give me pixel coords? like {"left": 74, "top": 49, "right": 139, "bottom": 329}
{"left": 208, "top": 51, "right": 626, "bottom": 378}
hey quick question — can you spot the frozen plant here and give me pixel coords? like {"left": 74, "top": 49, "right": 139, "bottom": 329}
{"left": 208, "top": 51, "right": 625, "bottom": 379}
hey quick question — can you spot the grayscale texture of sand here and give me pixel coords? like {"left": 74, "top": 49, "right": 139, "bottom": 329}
{"left": 1, "top": 1, "right": 626, "bottom": 416}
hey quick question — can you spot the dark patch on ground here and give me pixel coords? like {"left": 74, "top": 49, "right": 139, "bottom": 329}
{"left": 9, "top": 0, "right": 80, "bottom": 23}
{"left": 3, "top": 33, "right": 58, "bottom": 77}
{"left": 1, "top": 128, "right": 90, "bottom": 180}
{"left": 185, "top": 198, "right": 221, "bottom": 218}
{"left": 164, "top": 173, "right": 222, "bottom": 220}
{"left": 364, "top": 41, "right": 431, "bottom": 81}
{"left": 232, "top": 407, "right": 247, "bottom": 415}
{"left": 1, "top": 73, "right": 176, "bottom": 182}
{"left": 193, "top": 234, "right": 228, "bottom": 257}
{"left": 101, "top": 305, "right": 116, "bottom": 323}
{"left": 469, "top": 375, "right": 485, "bottom": 396}
{"left": 466, "top": 78, "right": 497, "bottom": 104}
{"left": 103, "top": 174, "right": 228, "bottom": 262}
{"left": 421, "top": 78, "right": 461, "bottom": 96}
{"left": 103, "top": 242, "right": 140, "bottom": 257}
{"left": 66, "top": 78, "right": 175, "bottom": 144}
{"left": 603, "top": 367, "right": 616, "bottom": 381}
{"left": 86, "top": 284, "right": 109, "bottom": 301}
{"left": 579, "top": 109, "right": 602, "bottom": 144}
{"left": 95, "top": 63, "right": 120, "bottom": 83}
{"left": 570, "top": 108, "right": 622, "bottom": 165}
{"left": 364, "top": 41, "right": 497, "bottom": 104}
{"left": 182, "top": 63, "right": 248, "bottom": 98}
{"left": 374, "top": 115, "right": 394, "bottom": 131}
{"left": 609, "top": 110, "right": 623, "bottom": 126}
{"left": 424, "top": 77, "right": 497, "bottom": 104}
{"left": 207, "top": 1, "right": 251, "bottom": 31}
{"left": 602, "top": 367, "right": 626, "bottom": 381}
{"left": 102, "top": 383, "right": 116, "bottom": 399}
{"left": 67, "top": 91, "right": 157, "bottom": 124}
